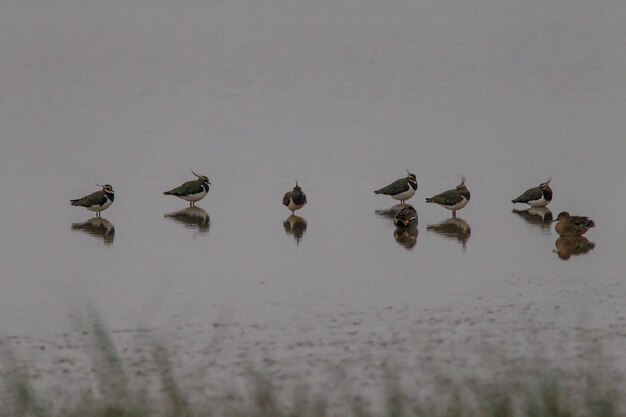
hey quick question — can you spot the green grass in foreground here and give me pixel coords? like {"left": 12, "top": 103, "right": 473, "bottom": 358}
{"left": 0, "top": 312, "right": 622, "bottom": 417}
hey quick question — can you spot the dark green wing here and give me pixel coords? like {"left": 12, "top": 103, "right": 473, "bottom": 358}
{"left": 282, "top": 191, "right": 292, "bottom": 206}
{"left": 512, "top": 186, "right": 542, "bottom": 203}
{"left": 71, "top": 191, "right": 107, "bottom": 207}
{"left": 429, "top": 189, "right": 463, "bottom": 206}
{"left": 164, "top": 180, "right": 203, "bottom": 196}
{"left": 374, "top": 178, "right": 408, "bottom": 195}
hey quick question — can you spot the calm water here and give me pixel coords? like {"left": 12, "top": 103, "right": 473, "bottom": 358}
{"left": 1, "top": 0, "right": 626, "bottom": 388}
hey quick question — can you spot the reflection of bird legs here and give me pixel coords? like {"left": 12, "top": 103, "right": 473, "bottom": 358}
{"left": 96, "top": 212, "right": 101, "bottom": 218}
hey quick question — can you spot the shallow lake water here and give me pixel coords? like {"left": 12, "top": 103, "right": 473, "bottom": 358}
{"left": 1, "top": 0, "right": 626, "bottom": 402}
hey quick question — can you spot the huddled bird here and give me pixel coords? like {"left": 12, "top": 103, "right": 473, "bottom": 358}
{"left": 554, "top": 212, "right": 595, "bottom": 237}
{"left": 164, "top": 170, "right": 211, "bottom": 207}
{"left": 393, "top": 204, "right": 418, "bottom": 228}
{"left": 70, "top": 184, "right": 115, "bottom": 217}
{"left": 425, "top": 176, "right": 470, "bottom": 218}
{"left": 374, "top": 171, "right": 418, "bottom": 204}
{"left": 512, "top": 178, "right": 553, "bottom": 207}
{"left": 283, "top": 181, "right": 307, "bottom": 214}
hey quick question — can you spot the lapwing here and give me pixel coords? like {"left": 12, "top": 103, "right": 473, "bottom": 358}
{"left": 374, "top": 171, "right": 418, "bottom": 204}
{"left": 425, "top": 176, "right": 470, "bottom": 218}
{"left": 554, "top": 212, "right": 595, "bottom": 237}
{"left": 283, "top": 181, "right": 307, "bottom": 214}
{"left": 70, "top": 184, "right": 115, "bottom": 217}
{"left": 164, "top": 170, "right": 211, "bottom": 207}
{"left": 512, "top": 178, "right": 553, "bottom": 207}
{"left": 393, "top": 204, "right": 418, "bottom": 228}
{"left": 554, "top": 236, "right": 595, "bottom": 260}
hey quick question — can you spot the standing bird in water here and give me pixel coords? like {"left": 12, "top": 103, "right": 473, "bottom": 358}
{"left": 426, "top": 176, "right": 470, "bottom": 218}
{"left": 374, "top": 171, "right": 418, "bottom": 204}
{"left": 554, "top": 212, "right": 595, "bottom": 237}
{"left": 164, "top": 170, "right": 211, "bottom": 207}
{"left": 283, "top": 181, "right": 307, "bottom": 214}
{"left": 70, "top": 184, "right": 115, "bottom": 217}
{"left": 512, "top": 178, "right": 553, "bottom": 207}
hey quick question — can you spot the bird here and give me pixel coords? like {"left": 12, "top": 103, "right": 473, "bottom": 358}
{"left": 393, "top": 204, "right": 418, "bottom": 228}
{"left": 512, "top": 178, "right": 553, "bottom": 207}
{"left": 70, "top": 184, "right": 115, "bottom": 217}
{"left": 374, "top": 171, "right": 418, "bottom": 204}
{"left": 425, "top": 176, "right": 470, "bottom": 218}
{"left": 164, "top": 170, "right": 211, "bottom": 207}
{"left": 554, "top": 212, "right": 595, "bottom": 237}
{"left": 283, "top": 181, "right": 307, "bottom": 214}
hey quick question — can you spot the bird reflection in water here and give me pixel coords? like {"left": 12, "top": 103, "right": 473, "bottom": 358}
{"left": 512, "top": 207, "right": 553, "bottom": 231}
{"left": 554, "top": 236, "right": 595, "bottom": 260}
{"left": 394, "top": 227, "right": 418, "bottom": 249}
{"left": 71, "top": 217, "right": 115, "bottom": 246}
{"left": 283, "top": 215, "right": 307, "bottom": 245}
{"left": 427, "top": 217, "right": 471, "bottom": 250}
{"left": 377, "top": 204, "right": 419, "bottom": 249}
{"left": 375, "top": 204, "right": 407, "bottom": 220}
{"left": 164, "top": 207, "right": 210, "bottom": 234}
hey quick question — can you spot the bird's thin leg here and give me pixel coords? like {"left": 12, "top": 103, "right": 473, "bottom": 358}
{"left": 452, "top": 211, "right": 456, "bottom": 218}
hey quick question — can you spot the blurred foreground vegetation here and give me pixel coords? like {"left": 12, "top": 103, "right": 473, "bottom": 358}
{"left": 0, "top": 312, "right": 622, "bottom": 417}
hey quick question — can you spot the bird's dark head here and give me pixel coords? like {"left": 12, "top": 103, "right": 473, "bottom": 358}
{"left": 555, "top": 211, "right": 570, "bottom": 222}
{"left": 191, "top": 170, "right": 211, "bottom": 185}
{"left": 540, "top": 177, "right": 552, "bottom": 190}
{"left": 293, "top": 180, "right": 302, "bottom": 192}
{"left": 406, "top": 170, "right": 417, "bottom": 184}
{"left": 456, "top": 175, "right": 467, "bottom": 190}
{"left": 97, "top": 184, "right": 114, "bottom": 194}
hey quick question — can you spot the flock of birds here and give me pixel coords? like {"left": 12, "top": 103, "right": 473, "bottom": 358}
{"left": 70, "top": 170, "right": 596, "bottom": 255}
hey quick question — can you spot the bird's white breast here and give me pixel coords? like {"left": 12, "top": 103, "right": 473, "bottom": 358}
{"left": 87, "top": 198, "right": 113, "bottom": 212}
{"left": 391, "top": 187, "right": 416, "bottom": 201}
{"left": 527, "top": 195, "right": 549, "bottom": 207}
{"left": 443, "top": 197, "right": 469, "bottom": 211}
{"left": 179, "top": 189, "right": 207, "bottom": 202}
